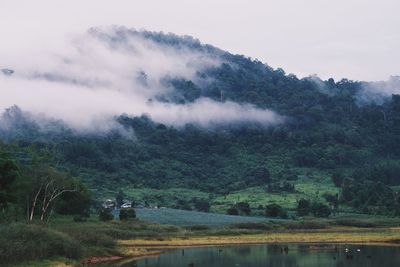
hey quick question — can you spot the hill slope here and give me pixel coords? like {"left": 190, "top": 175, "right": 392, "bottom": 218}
{"left": 1, "top": 27, "right": 400, "bottom": 215}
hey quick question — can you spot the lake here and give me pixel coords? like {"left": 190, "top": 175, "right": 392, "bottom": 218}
{"left": 101, "top": 243, "right": 400, "bottom": 266}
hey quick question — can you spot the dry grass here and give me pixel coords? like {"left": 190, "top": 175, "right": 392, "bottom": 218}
{"left": 119, "top": 227, "right": 400, "bottom": 248}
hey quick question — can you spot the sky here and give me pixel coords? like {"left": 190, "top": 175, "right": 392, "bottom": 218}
{"left": 1, "top": 0, "right": 399, "bottom": 82}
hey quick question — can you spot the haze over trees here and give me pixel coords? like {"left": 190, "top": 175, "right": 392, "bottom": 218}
{"left": 1, "top": 29, "right": 400, "bottom": 218}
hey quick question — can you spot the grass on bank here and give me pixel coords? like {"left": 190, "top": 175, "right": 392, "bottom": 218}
{"left": 6, "top": 259, "right": 76, "bottom": 267}
{"left": 120, "top": 228, "right": 400, "bottom": 248}
{"left": 0, "top": 218, "right": 182, "bottom": 266}
{"left": 0, "top": 224, "right": 82, "bottom": 265}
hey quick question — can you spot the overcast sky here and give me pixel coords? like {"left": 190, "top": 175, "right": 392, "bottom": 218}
{"left": 1, "top": 0, "right": 399, "bottom": 81}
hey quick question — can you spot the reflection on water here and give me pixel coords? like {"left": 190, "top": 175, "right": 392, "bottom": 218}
{"left": 103, "top": 244, "right": 400, "bottom": 267}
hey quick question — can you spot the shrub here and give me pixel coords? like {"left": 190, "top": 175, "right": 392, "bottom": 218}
{"left": 265, "top": 204, "right": 287, "bottom": 218}
{"left": 186, "top": 225, "right": 210, "bottom": 231}
{"left": 73, "top": 215, "right": 88, "bottom": 222}
{"left": 227, "top": 207, "right": 239, "bottom": 215}
{"left": 0, "top": 224, "right": 83, "bottom": 264}
{"left": 236, "top": 202, "right": 251, "bottom": 215}
{"left": 311, "top": 202, "right": 331, "bottom": 218}
{"left": 297, "top": 198, "right": 311, "bottom": 216}
{"left": 175, "top": 199, "right": 192, "bottom": 210}
{"left": 56, "top": 186, "right": 92, "bottom": 217}
{"left": 267, "top": 181, "right": 295, "bottom": 193}
{"left": 231, "top": 222, "right": 272, "bottom": 230}
{"left": 331, "top": 172, "right": 344, "bottom": 187}
{"left": 194, "top": 199, "right": 211, "bottom": 212}
{"left": 119, "top": 208, "right": 136, "bottom": 221}
{"left": 99, "top": 208, "right": 114, "bottom": 221}
{"left": 333, "top": 218, "right": 378, "bottom": 228}
{"left": 284, "top": 220, "right": 327, "bottom": 230}
{"left": 64, "top": 228, "right": 115, "bottom": 248}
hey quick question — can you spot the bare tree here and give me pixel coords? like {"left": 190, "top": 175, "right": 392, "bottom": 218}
{"left": 39, "top": 177, "right": 77, "bottom": 221}
{"left": 27, "top": 168, "right": 77, "bottom": 222}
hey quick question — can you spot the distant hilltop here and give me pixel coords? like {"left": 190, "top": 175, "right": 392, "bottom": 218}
{"left": 1, "top": 68, "right": 14, "bottom": 76}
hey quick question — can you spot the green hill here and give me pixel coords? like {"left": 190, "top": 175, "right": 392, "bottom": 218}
{"left": 1, "top": 28, "right": 400, "bottom": 217}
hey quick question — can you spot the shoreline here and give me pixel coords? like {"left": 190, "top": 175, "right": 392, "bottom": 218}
{"left": 119, "top": 228, "right": 400, "bottom": 247}
{"left": 86, "top": 228, "right": 400, "bottom": 265}
{"left": 88, "top": 241, "right": 400, "bottom": 265}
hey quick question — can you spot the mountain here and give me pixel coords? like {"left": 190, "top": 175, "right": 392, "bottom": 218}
{"left": 1, "top": 27, "right": 400, "bottom": 215}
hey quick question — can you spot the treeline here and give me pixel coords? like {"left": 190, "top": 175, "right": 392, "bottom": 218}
{"left": 331, "top": 164, "right": 400, "bottom": 215}
{"left": 0, "top": 142, "right": 91, "bottom": 223}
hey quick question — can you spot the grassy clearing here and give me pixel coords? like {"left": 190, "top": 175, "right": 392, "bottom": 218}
{"left": 93, "top": 174, "right": 342, "bottom": 215}
{"left": 100, "top": 187, "right": 210, "bottom": 206}
{"left": 212, "top": 178, "right": 340, "bottom": 213}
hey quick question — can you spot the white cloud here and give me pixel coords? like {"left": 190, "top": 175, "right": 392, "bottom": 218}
{"left": 0, "top": 27, "right": 283, "bottom": 132}
{"left": 357, "top": 76, "right": 400, "bottom": 105}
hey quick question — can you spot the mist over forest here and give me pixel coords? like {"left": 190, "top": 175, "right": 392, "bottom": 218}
{"left": 1, "top": 27, "right": 400, "bottom": 216}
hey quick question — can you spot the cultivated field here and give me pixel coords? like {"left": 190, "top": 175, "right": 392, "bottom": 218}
{"left": 136, "top": 208, "right": 285, "bottom": 227}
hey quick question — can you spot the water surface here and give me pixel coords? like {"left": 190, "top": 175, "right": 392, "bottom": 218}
{"left": 105, "top": 244, "right": 400, "bottom": 267}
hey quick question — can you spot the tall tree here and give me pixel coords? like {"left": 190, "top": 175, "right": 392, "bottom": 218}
{"left": 0, "top": 158, "right": 19, "bottom": 211}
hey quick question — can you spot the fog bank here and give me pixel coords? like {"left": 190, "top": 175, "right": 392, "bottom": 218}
{"left": 0, "top": 27, "right": 283, "bottom": 132}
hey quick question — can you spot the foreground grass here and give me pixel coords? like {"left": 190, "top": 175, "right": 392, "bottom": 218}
{"left": 0, "top": 218, "right": 183, "bottom": 266}
{"left": 6, "top": 259, "right": 76, "bottom": 267}
{"left": 0, "top": 224, "right": 83, "bottom": 264}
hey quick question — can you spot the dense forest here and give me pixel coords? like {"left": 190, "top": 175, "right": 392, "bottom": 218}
{"left": 1, "top": 29, "right": 400, "bottom": 218}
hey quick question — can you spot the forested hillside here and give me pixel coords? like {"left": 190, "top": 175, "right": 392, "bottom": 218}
{"left": 1, "top": 28, "right": 400, "bottom": 216}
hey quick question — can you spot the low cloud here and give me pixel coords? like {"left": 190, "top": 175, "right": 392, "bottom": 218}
{"left": 0, "top": 26, "right": 283, "bottom": 133}
{"left": 304, "top": 74, "right": 400, "bottom": 105}
{"left": 145, "top": 98, "right": 283, "bottom": 127}
{"left": 357, "top": 76, "right": 400, "bottom": 105}
{"left": 304, "top": 75, "right": 334, "bottom": 96}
